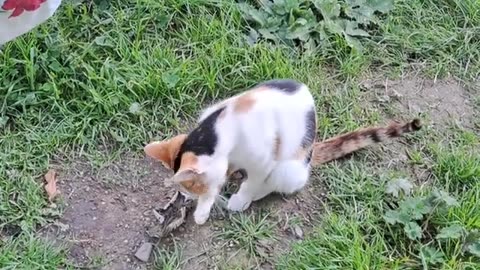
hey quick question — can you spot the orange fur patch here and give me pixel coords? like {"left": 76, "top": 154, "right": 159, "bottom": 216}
{"left": 178, "top": 152, "right": 199, "bottom": 171}
{"left": 180, "top": 179, "right": 208, "bottom": 195}
{"left": 144, "top": 134, "right": 187, "bottom": 169}
{"left": 234, "top": 93, "right": 256, "bottom": 113}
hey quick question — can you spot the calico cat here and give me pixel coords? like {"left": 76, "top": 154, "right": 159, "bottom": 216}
{"left": 144, "top": 79, "right": 421, "bottom": 225}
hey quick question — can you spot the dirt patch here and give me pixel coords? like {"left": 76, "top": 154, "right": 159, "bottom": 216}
{"left": 39, "top": 154, "right": 325, "bottom": 269}
{"left": 362, "top": 75, "right": 475, "bottom": 128}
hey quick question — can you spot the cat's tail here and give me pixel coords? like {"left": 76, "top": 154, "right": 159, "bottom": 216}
{"left": 310, "top": 119, "right": 421, "bottom": 166}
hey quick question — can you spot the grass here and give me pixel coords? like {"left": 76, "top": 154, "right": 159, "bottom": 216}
{"left": 280, "top": 128, "right": 480, "bottom": 269}
{"left": 218, "top": 212, "right": 275, "bottom": 257}
{"left": 154, "top": 243, "right": 183, "bottom": 270}
{"left": 1, "top": 0, "right": 480, "bottom": 269}
{"left": 0, "top": 233, "right": 68, "bottom": 270}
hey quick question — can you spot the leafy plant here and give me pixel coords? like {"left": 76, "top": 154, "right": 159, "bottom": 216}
{"left": 383, "top": 187, "right": 480, "bottom": 269}
{"left": 383, "top": 189, "right": 459, "bottom": 241}
{"left": 238, "top": 0, "right": 394, "bottom": 51}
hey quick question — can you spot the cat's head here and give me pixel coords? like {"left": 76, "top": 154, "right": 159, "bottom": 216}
{"left": 144, "top": 134, "right": 210, "bottom": 198}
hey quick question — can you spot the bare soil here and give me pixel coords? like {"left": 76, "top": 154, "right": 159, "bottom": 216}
{"left": 361, "top": 74, "right": 475, "bottom": 127}
{"left": 40, "top": 154, "right": 325, "bottom": 270}
{"left": 39, "top": 76, "right": 476, "bottom": 269}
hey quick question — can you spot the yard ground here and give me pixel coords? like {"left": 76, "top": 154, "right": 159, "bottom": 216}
{"left": 1, "top": 1, "right": 479, "bottom": 269}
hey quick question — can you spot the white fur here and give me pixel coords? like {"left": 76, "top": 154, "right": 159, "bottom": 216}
{"left": 191, "top": 82, "right": 315, "bottom": 224}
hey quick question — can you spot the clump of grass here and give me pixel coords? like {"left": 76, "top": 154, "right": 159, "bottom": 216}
{"left": 218, "top": 212, "right": 275, "bottom": 256}
{"left": 374, "top": 0, "right": 480, "bottom": 79}
{"left": 278, "top": 212, "right": 389, "bottom": 269}
{"left": 431, "top": 145, "right": 480, "bottom": 190}
{"left": 153, "top": 242, "right": 184, "bottom": 270}
{"left": 0, "top": 233, "right": 67, "bottom": 269}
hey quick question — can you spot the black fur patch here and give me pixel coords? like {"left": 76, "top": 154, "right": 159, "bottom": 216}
{"left": 367, "top": 130, "right": 382, "bottom": 143}
{"left": 173, "top": 106, "right": 226, "bottom": 172}
{"left": 301, "top": 108, "right": 317, "bottom": 148}
{"left": 305, "top": 148, "right": 313, "bottom": 165}
{"left": 260, "top": 79, "right": 302, "bottom": 94}
{"left": 386, "top": 127, "right": 400, "bottom": 137}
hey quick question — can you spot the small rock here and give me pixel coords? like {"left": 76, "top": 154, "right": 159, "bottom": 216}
{"left": 92, "top": 216, "right": 97, "bottom": 221}
{"left": 293, "top": 225, "right": 303, "bottom": 239}
{"left": 134, "top": 242, "right": 153, "bottom": 262}
{"left": 124, "top": 239, "right": 129, "bottom": 244}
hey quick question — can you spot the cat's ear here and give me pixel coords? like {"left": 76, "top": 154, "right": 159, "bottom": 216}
{"left": 144, "top": 134, "right": 187, "bottom": 169}
{"left": 172, "top": 169, "right": 208, "bottom": 195}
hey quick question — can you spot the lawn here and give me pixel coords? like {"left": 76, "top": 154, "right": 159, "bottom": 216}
{"left": 1, "top": 0, "right": 479, "bottom": 269}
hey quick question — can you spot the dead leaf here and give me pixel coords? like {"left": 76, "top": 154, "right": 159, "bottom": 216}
{"left": 44, "top": 169, "right": 59, "bottom": 202}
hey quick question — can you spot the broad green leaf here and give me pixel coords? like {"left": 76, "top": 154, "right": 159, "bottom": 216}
{"left": 386, "top": 178, "right": 413, "bottom": 197}
{"left": 344, "top": 5, "right": 375, "bottom": 24}
{"left": 158, "top": 14, "right": 173, "bottom": 28}
{"left": 286, "top": 25, "right": 311, "bottom": 41}
{"left": 0, "top": 116, "right": 9, "bottom": 128}
{"left": 383, "top": 210, "right": 401, "bottom": 225}
{"left": 238, "top": 3, "right": 269, "bottom": 26}
{"left": 249, "top": 9, "right": 269, "bottom": 26}
{"left": 345, "top": 21, "right": 370, "bottom": 37}
{"left": 436, "top": 224, "right": 465, "bottom": 240}
{"left": 324, "top": 19, "right": 344, "bottom": 35}
{"left": 283, "top": 0, "right": 301, "bottom": 10}
{"left": 273, "top": 0, "right": 300, "bottom": 15}
{"left": 345, "top": 0, "right": 366, "bottom": 5}
{"left": 400, "top": 197, "right": 432, "bottom": 220}
{"left": 313, "top": 0, "right": 340, "bottom": 20}
{"left": 366, "top": 0, "right": 394, "bottom": 13}
{"left": 304, "top": 38, "right": 317, "bottom": 54}
{"left": 404, "top": 222, "right": 422, "bottom": 240}
{"left": 431, "top": 190, "right": 459, "bottom": 207}
{"left": 420, "top": 245, "right": 445, "bottom": 266}
{"left": 468, "top": 242, "right": 480, "bottom": 257}
{"left": 246, "top": 28, "right": 259, "bottom": 45}
{"left": 259, "top": 0, "right": 274, "bottom": 14}
{"left": 344, "top": 35, "right": 364, "bottom": 51}
{"left": 129, "top": 102, "right": 141, "bottom": 114}
{"left": 258, "top": 28, "right": 278, "bottom": 41}
{"left": 162, "top": 71, "right": 180, "bottom": 89}
{"left": 314, "top": 22, "right": 328, "bottom": 40}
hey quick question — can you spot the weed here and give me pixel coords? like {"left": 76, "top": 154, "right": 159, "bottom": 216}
{"left": 238, "top": 0, "right": 394, "bottom": 52}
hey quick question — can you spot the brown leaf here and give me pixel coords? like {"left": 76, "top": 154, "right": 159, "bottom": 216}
{"left": 44, "top": 169, "right": 59, "bottom": 202}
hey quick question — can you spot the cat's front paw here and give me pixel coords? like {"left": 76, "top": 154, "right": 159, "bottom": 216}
{"left": 227, "top": 194, "right": 252, "bottom": 212}
{"left": 194, "top": 210, "right": 210, "bottom": 225}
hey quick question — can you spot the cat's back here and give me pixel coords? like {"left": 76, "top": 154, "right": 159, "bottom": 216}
{"left": 252, "top": 79, "right": 313, "bottom": 107}
{"left": 198, "top": 79, "right": 314, "bottom": 124}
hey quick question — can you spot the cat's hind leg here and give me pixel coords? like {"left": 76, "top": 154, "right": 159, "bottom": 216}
{"left": 256, "top": 160, "right": 310, "bottom": 200}
{"left": 227, "top": 167, "right": 273, "bottom": 212}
